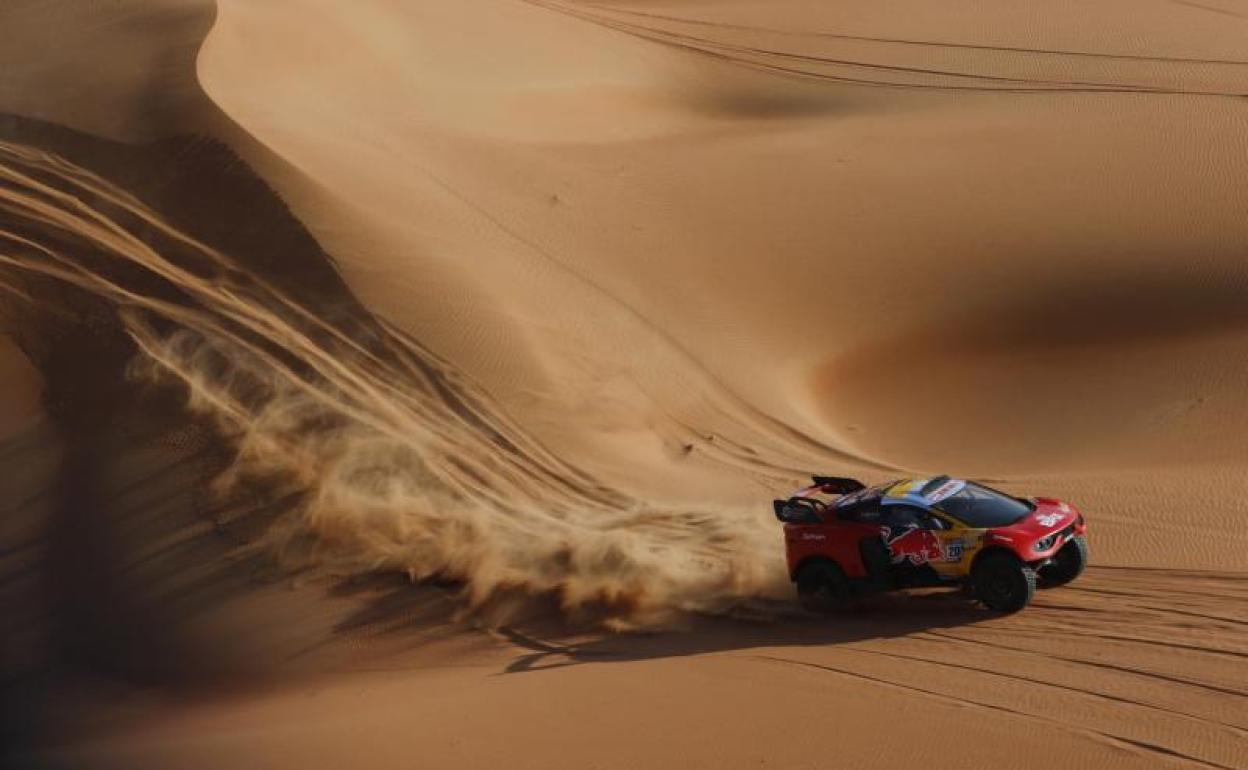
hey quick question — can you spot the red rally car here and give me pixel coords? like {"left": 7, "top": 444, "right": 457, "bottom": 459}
{"left": 774, "top": 475, "right": 1088, "bottom": 613}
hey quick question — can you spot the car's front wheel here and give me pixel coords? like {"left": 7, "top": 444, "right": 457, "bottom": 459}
{"left": 796, "top": 560, "right": 852, "bottom": 613}
{"left": 972, "top": 551, "right": 1036, "bottom": 613}
{"left": 1038, "top": 535, "right": 1088, "bottom": 588}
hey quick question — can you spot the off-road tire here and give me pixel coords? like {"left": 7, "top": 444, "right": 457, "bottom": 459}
{"left": 972, "top": 551, "right": 1036, "bottom": 613}
{"left": 796, "top": 560, "right": 852, "bottom": 613}
{"left": 1038, "top": 535, "right": 1088, "bottom": 588}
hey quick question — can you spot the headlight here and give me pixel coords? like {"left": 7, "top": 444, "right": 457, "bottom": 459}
{"left": 1034, "top": 534, "right": 1058, "bottom": 552}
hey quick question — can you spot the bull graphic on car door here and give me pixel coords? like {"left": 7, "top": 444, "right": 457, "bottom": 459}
{"left": 882, "top": 524, "right": 979, "bottom": 572}
{"left": 881, "top": 526, "right": 943, "bottom": 565}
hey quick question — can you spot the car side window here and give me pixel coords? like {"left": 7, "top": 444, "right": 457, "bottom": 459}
{"left": 917, "top": 510, "right": 948, "bottom": 530}
{"left": 881, "top": 504, "right": 921, "bottom": 529}
{"left": 839, "top": 501, "right": 882, "bottom": 524}
{"left": 882, "top": 504, "right": 946, "bottom": 530}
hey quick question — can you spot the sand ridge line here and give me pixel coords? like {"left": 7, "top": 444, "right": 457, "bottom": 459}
{"left": 583, "top": 1, "right": 1248, "bottom": 66}
{"left": 532, "top": 0, "right": 1248, "bottom": 97}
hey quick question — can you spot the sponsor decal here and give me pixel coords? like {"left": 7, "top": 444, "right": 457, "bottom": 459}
{"left": 925, "top": 479, "right": 966, "bottom": 504}
{"left": 801, "top": 533, "right": 826, "bottom": 541}
{"left": 1036, "top": 512, "right": 1062, "bottom": 527}
{"left": 882, "top": 526, "right": 943, "bottom": 566}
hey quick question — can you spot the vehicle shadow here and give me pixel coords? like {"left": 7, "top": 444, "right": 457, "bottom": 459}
{"left": 494, "top": 591, "right": 990, "bottom": 675}
{"left": 312, "top": 561, "right": 996, "bottom": 676}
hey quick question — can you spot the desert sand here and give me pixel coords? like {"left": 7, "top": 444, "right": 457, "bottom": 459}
{"left": 1, "top": 1, "right": 1246, "bottom": 768}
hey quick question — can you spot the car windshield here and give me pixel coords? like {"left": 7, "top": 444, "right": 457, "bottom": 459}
{"left": 936, "top": 482, "right": 1033, "bottom": 527}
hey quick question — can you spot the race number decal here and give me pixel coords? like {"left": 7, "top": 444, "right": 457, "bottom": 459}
{"left": 943, "top": 539, "right": 965, "bottom": 562}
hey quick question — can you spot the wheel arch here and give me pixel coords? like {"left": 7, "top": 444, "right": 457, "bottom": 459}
{"left": 969, "top": 545, "right": 1024, "bottom": 575}
{"left": 791, "top": 554, "right": 842, "bottom": 582}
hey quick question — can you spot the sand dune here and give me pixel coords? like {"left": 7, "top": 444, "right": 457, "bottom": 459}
{"left": 194, "top": 0, "right": 1248, "bottom": 566}
{"left": 2, "top": 0, "right": 1247, "bottom": 767}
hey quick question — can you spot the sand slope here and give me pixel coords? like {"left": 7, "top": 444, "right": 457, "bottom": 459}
{"left": 26, "top": 571, "right": 1248, "bottom": 770}
{"left": 193, "top": 0, "right": 1248, "bottom": 567}
{"left": 2, "top": 0, "right": 1247, "bottom": 768}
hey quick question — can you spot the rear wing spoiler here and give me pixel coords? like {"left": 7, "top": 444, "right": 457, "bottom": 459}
{"left": 773, "top": 475, "right": 865, "bottom": 523}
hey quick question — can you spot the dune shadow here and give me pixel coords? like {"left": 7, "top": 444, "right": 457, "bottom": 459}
{"left": 0, "top": 111, "right": 417, "bottom": 767}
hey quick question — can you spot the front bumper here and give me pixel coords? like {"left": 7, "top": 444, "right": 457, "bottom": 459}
{"left": 1027, "top": 524, "right": 1081, "bottom": 564}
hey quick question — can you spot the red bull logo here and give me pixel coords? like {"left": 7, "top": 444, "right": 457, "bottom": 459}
{"left": 883, "top": 526, "right": 944, "bottom": 565}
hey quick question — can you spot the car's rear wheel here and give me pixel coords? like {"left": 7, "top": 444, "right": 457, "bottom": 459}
{"left": 1038, "top": 535, "right": 1088, "bottom": 588}
{"left": 796, "top": 560, "right": 852, "bottom": 613}
{"left": 972, "top": 551, "right": 1036, "bottom": 613}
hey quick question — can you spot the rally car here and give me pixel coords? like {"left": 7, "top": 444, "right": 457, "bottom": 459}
{"left": 773, "top": 475, "right": 1088, "bottom": 613}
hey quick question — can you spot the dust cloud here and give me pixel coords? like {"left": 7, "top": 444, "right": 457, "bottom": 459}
{"left": 0, "top": 140, "right": 788, "bottom": 627}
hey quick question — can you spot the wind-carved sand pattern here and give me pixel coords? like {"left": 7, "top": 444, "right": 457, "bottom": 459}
{"left": 544, "top": 0, "right": 1248, "bottom": 97}
{"left": 0, "top": 139, "right": 794, "bottom": 626}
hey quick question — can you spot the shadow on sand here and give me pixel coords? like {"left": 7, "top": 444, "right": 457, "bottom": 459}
{"left": 496, "top": 593, "right": 990, "bottom": 674}
{"left": 318, "top": 570, "right": 991, "bottom": 676}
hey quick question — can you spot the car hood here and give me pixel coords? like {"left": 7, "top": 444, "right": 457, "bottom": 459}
{"left": 995, "top": 497, "right": 1079, "bottom": 537}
